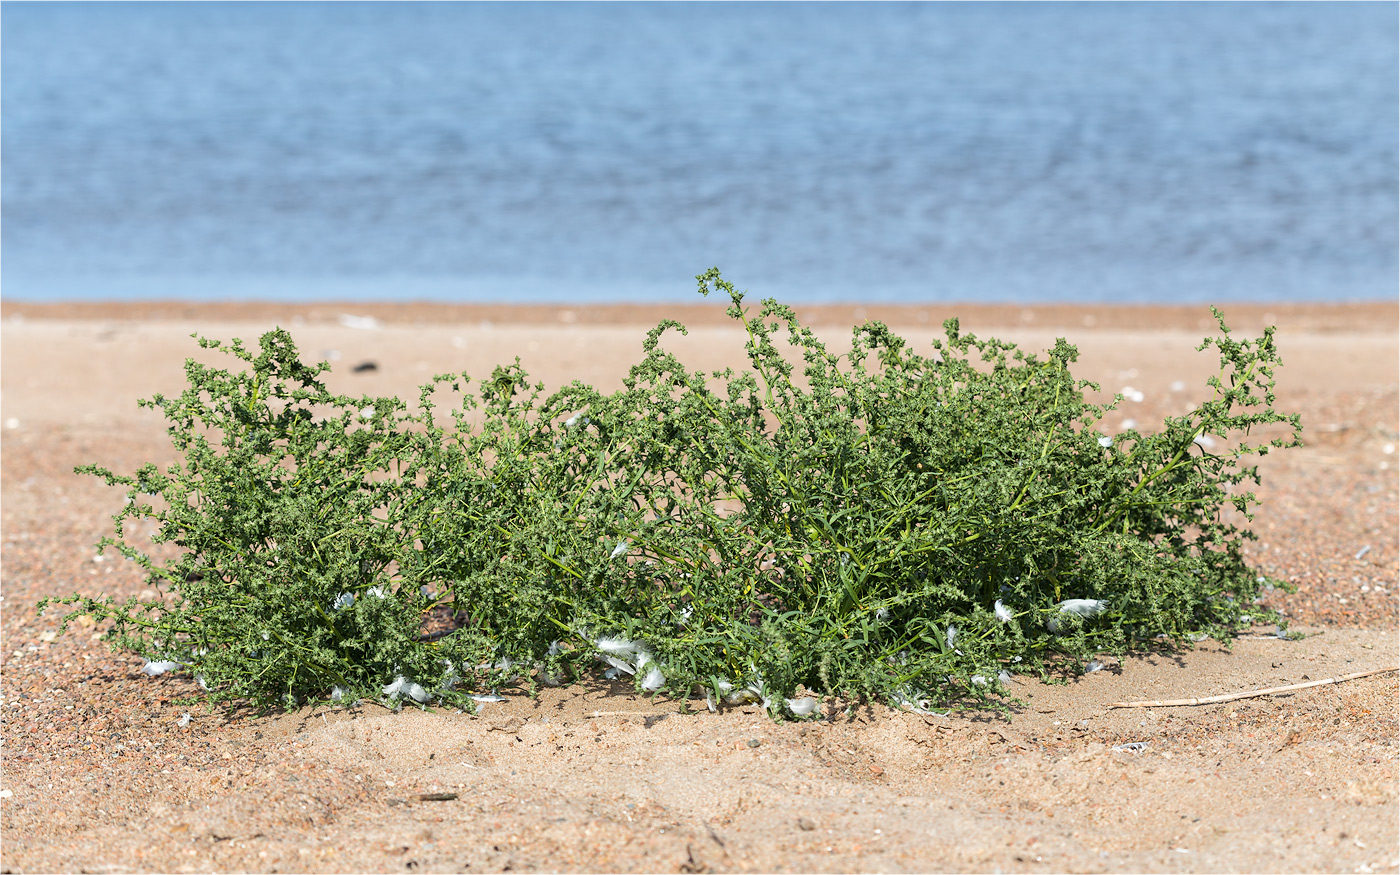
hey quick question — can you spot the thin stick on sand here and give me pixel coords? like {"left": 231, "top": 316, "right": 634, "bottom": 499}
{"left": 1106, "top": 666, "right": 1399, "bottom": 709}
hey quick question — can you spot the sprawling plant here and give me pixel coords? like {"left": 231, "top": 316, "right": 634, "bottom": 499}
{"left": 43, "top": 269, "right": 1300, "bottom": 715}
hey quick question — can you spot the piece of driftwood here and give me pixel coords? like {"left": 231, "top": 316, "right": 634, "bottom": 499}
{"left": 1107, "top": 666, "right": 1398, "bottom": 709}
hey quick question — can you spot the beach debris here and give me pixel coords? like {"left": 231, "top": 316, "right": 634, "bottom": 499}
{"left": 610, "top": 539, "right": 631, "bottom": 560}
{"left": 998, "top": 669, "right": 1013, "bottom": 684}
{"left": 1354, "top": 544, "right": 1372, "bottom": 561}
{"left": 1120, "top": 386, "right": 1144, "bottom": 403}
{"left": 470, "top": 694, "right": 507, "bottom": 704}
{"left": 994, "top": 599, "right": 1012, "bottom": 623}
{"left": 351, "top": 360, "right": 378, "bottom": 373}
{"left": 178, "top": 713, "right": 192, "bottom": 727}
{"left": 1194, "top": 434, "right": 1217, "bottom": 449}
{"left": 945, "top": 625, "right": 958, "bottom": 649}
{"left": 332, "top": 592, "right": 355, "bottom": 611}
{"left": 1085, "top": 659, "right": 1105, "bottom": 673}
{"left": 1112, "top": 741, "right": 1149, "bottom": 753}
{"left": 417, "top": 792, "right": 458, "bottom": 802}
{"left": 1098, "top": 435, "right": 1113, "bottom": 448}
{"left": 786, "top": 696, "right": 819, "bottom": 716}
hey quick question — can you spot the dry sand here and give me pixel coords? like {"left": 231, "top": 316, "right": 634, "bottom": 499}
{"left": 1, "top": 300, "right": 1397, "bottom": 873}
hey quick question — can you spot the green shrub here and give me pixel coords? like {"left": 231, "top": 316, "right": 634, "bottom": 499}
{"left": 42, "top": 269, "right": 1301, "bottom": 716}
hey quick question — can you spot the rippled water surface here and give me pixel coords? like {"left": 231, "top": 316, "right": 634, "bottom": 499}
{"left": 3, "top": 2, "right": 1395, "bottom": 303}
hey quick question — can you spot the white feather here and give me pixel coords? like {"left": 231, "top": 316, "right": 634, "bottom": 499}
{"left": 382, "top": 676, "right": 431, "bottom": 703}
{"left": 640, "top": 665, "right": 666, "bottom": 692}
{"left": 601, "top": 654, "right": 636, "bottom": 675}
{"left": 994, "top": 600, "right": 1012, "bottom": 623}
{"left": 141, "top": 660, "right": 182, "bottom": 676}
{"left": 595, "top": 636, "right": 638, "bottom": 659}
{"left": 786, "top": 696, "right": 819, "bottom": 716}
{"left": 1046, "top": 598, "right": 1108, "bottom": 633}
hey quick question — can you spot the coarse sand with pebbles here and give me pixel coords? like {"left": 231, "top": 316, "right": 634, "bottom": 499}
{"left": 2, "top": 300, "right": 1396, "bottom": 873}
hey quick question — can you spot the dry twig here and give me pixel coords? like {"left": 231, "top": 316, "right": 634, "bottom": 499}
{"left": 1107, "top": 666, "right": 1398, "bottom": 709}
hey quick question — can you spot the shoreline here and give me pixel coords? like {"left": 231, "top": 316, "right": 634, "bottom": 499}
{"left": 3, "top": 297, "right": 1396, "bottom": 334}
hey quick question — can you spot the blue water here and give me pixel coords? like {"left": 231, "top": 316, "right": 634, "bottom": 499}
{"left": 3, "top": 2, "right": 1396, "bottom": 304}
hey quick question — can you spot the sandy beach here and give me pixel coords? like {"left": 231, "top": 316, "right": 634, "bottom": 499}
{"left": 1, "top": 299, "right": 1396, "bottom": 873}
